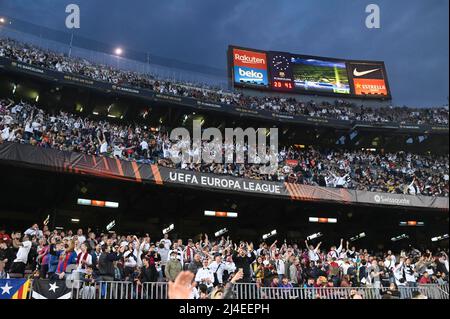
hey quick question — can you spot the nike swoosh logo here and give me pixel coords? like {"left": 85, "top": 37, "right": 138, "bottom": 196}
{"left": 353, "top": 68, "right": 380, "bottom": 77}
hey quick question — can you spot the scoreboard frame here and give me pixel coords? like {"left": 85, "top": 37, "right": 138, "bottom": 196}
{"left": 228, "top": 45, "right": 392, "bottom": 100}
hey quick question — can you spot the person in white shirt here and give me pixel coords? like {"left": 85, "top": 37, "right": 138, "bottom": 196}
{"left": 224, "top": 256, "right": 236, "bottom": 277}
{"left": 123, "top": 243, "right": 138, "bottom": 279}
{"left": 305, "top": 240, "right": 321, "bottom": 262}
{"left": 208, "top": 255, "right": 227, "bottom": 286}
{"left": 10, "top": 236, "right": 32, "bottom": 275}
{"left": 76, "top": 229, "right": 86, "bottom": 244}
{"left": 160, "top": 234, "right": 172, "bottom": 250}
{"left": 195, "top": 259, "right": 214, "bottom": 290}
{"left": 98, "top": 132, "right": 108, "bottom": 155}
{"left": 404, "top": 258, "right": 417, "bottom": 286}
{"left": 274, "top": 253, "right": 285, "bottom": 281}
{"left": 327, "top": 239, "right": 344, "bottom": 260}
{"left": 140, "top": 139, "right": 149, "bottom": 158}
{"left": 384, "top": 253, "right": 396, "bottom": 271}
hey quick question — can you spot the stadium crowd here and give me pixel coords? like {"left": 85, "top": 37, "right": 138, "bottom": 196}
{"left": 0, "top": 224, "right": 448, "bottom": 299}
{"left": 1, "top": 99, "right": 449, "bottom": 197}
{"left": 0, "top": 37, "right": 448, "bottom": 126}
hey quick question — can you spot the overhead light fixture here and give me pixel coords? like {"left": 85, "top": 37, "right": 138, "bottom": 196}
{"left": 106, "top": 220, "right": 116, "bottom": 231}
{"left": 215, "top": 228, "right": 228, "bottom": 237}
{"left": 77, "top": 198, "right": 119, "bottom": 208}
{"left": 307, "top": 232, "right": 323, "bottom": 241}
{"left": 92, "top": 111, "right": 99, "bottom": 115}
{"left": 71, "top": 218, "right": 80, "bottom": 223}
{"left": 204, "top": 211, "right": 238, "bottom": 218}
{"left": 262, "top": 230, "right": 277, "bottom": 240}
{"left": 309, "top": 217, "right": 337, "bottom": 224}
{"left": 349, "top": 232, "right": 366, "bottom": 242}
{"left": 431, "top": 234, "right": 449, "bottom": 242}
{"left": 162, "top": 224, "right": 174, "bottom": 235}
{"left": 391, "top": 234, "right": 409, "bottom": 242}
{"left": 399, "top": 221, "right": 424, "bottom": 227}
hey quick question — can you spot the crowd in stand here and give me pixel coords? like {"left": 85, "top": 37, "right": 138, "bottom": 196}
{"left": 0, "top": 225, "right": 448, "bottom": 299}
{"left": 0, "top": 37, "right": 448, "bottom": 126}
{"left": 1, "top": 98, "right": 449, "bottom": 197}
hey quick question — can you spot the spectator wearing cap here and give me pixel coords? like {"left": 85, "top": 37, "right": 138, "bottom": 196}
{"left": 167, "top": 242, "right": 184, "bottom": 264}
{"left": 165, "top": 250, "right": 183, "bottom": 282}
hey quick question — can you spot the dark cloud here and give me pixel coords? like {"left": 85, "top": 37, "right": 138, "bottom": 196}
{"left": 0, "top": 0, "right": 448, "bottom": 106}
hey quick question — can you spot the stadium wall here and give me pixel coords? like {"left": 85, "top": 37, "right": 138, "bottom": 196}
{"left": 0, "top": 57, "right": 447, "bottom": 134}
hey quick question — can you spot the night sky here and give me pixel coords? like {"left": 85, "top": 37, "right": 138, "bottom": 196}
{"left": 0, "top": 0, "right": 448, "bottom": 107}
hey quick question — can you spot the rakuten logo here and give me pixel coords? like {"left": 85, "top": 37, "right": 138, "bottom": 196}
{"left": 234, "top": 53, "right": 266, "bottom": 66}
{"left": 238, "top": 68, "right": 264, "bottom": 80}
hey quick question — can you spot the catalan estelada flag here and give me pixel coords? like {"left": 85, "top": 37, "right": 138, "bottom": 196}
{"left": 0, "top": 279, "right": 30, "bottom": 299}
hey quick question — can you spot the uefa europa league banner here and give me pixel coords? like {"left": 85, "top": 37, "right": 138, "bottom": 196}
{"left": 0, "top": 142, "right": 448, "bottom": 210}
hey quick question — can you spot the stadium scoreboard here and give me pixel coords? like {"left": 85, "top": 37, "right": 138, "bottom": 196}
{"left": 228, "top": 45, "right": 391, "bottom": 99}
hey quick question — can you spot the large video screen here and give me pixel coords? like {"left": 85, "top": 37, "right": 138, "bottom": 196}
{"left": 228, "top": 46, "right": 391, "bottom": 99}
{"left": 291, "top": 57, "right": 350, "bottom": 95}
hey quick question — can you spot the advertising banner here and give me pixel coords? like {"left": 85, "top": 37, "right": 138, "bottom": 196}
{"left": 232, "top": 48, "right": 269, "bottom": 86}
{"left": 348, "top": 62, "right": 389, "bottom": 97}
{"left": 0, "top": 142, "right": 447, "bottom": 210}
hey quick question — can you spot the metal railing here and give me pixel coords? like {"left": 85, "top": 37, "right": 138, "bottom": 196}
{"left": 232, "top": 283, "right": 450, "bottom": 300}
{"left": 23, "top": 280, "right": 449, "bottom": 300}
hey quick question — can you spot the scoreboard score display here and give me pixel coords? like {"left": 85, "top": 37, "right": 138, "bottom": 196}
{"left": 228, "top": 46, "right": 391, "bottom": 99}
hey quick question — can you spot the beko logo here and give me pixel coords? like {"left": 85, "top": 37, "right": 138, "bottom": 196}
{"left": 234, "top": 53, "right": 266, "bottom": 65}
{"left": 238, "top": 68, "right": 264, "bottom": 79}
